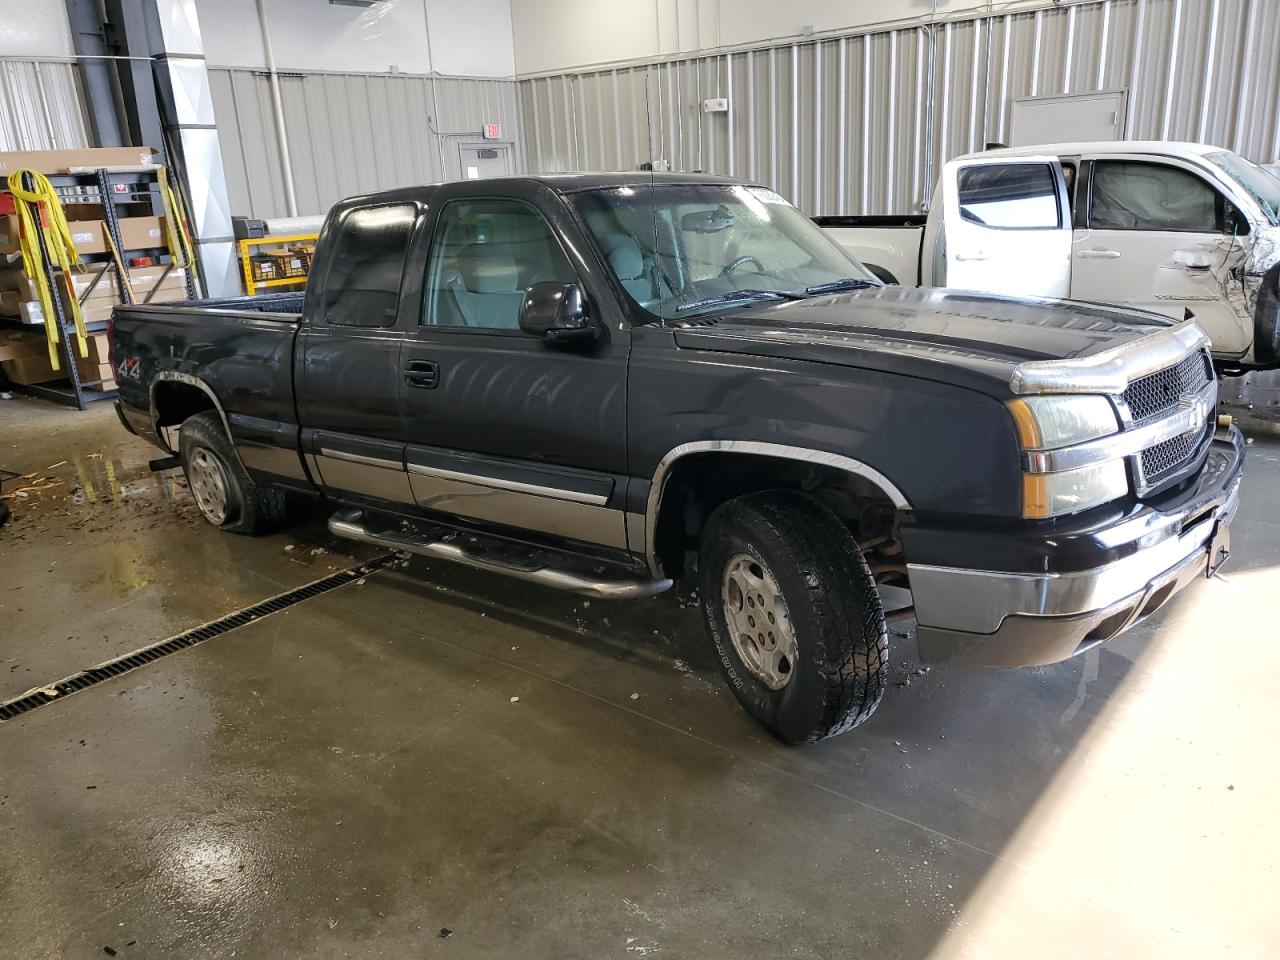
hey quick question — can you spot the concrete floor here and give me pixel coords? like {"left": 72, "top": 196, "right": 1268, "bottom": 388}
{"left": 1, "top": 378, "right": 1278, "bottom": 959}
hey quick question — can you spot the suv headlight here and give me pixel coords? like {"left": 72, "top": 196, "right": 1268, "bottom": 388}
{"left": 1008, "top": 396, "right": 1127, "bottom": 518}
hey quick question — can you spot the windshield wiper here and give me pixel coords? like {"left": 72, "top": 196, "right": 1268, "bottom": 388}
{"left": 804, "top": 278, "right": 878, "bottom": 295}
{"left": 675, "top": 289, "right": 807, "bottom": 313}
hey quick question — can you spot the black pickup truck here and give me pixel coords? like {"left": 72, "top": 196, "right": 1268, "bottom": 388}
{"left": 111, "top": 173, "right": 1244, "bottom": 743}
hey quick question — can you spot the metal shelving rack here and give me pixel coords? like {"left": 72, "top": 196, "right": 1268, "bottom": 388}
{"left": 1, "top": 165, "right": 193, "bottom": 409}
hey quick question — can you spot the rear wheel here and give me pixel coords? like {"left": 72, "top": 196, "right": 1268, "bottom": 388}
{"left": 179, "top": 411, "right": 288, "bottom": 535}
{"left": 698, "top": 491, "right": 888, "bottom": 744}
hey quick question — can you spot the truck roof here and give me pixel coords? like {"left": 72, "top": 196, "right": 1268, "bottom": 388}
{"left": 339, "top": 172, "right": 752, "bottom": 210}
{"left": 960, "top": 140, "right": 1228, "bottom": 161}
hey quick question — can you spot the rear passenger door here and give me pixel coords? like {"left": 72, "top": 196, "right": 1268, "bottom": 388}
{"left": 397, "top": 183, "right": 631, "bottom": 551}
{"left": 295, "top": 201, "right": 420, "bottom": 508}
{"left": 938, "top": 156, "right": 1073, "bottom": 297}
{"left": 1071, "top": 157, "right": 1249, "bottom": 355}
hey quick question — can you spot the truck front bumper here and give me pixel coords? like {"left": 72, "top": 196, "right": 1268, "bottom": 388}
{"left": 907, "top": 427, "right": 1245, "bottom": 667}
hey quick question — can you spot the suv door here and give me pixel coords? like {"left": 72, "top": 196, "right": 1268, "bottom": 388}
{"left": 935, "top": 155, "right": 1072, "bottom": 297}
{"left": 397, "top": 183, "right": 631, "bottom": 550}
{"left": 1071, "top": 156, "right": 1250, "bottom": 356}
{"left": 295, "top": 201, "right": 420, "bottom": 507}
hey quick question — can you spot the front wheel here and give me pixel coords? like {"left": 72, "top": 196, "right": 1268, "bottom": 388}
{"left": 179, "top": 411, "right": 288, "bottom": 535}
{"left": 698, "top": 491, "right": 888, "bottom": 744}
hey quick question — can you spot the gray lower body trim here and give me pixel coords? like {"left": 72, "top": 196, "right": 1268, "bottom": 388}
{"left": 239, "top": 443, "right": 307, "bottom": 480}
{"left": 407, "top": 462, "right": 608, "bottom": 505}
{"left": 407, "top": 471, "right": 627, "bottom": 549}
{"left": 313, "top": 450, "right": 415, "bottom": 504}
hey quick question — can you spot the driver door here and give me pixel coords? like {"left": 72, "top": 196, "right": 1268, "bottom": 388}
{"left": 396, "top": 182, "right": 632, "bottom": 550}
{"left": 938, "top": 155, "right": 1073, "bottom": 297}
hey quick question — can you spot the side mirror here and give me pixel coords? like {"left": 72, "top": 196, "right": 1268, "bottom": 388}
{"left": 519, "top": 282, "right": 596, "bottom": 343}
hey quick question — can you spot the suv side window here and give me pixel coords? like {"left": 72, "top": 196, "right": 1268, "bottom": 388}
{"left": 1089, "top": 161, "right": 1218, "bottom": 232}
{"left": 322, "top": 203, "right": 416, "bottom": 327}
{"left": 423, "top": 199, "right": 576, "bottom": 329}
{"left": 956, "top": 163, "right": 1062, "bottom": 229}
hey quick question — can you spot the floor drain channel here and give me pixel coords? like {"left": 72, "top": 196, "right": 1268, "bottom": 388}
{"left": 0, "top": 554, "right": 393, "bottom": 723}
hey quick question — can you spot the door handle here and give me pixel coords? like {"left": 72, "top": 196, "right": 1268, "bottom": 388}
{"left": 1078, "top": 249, "right": 1122, "bottom": 260}
{"left": 955, "top": 254, "right": 989, "bottom": 262}
{"left": 404, "top": 359, "right": 439, "bottom": 389}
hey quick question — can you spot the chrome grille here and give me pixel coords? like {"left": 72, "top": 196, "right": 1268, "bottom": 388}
{"left": 1123, "top": 351, "right": 1211, "bottom": 423}
{"left": 1139, "top": 420, "right": 1212, "bottom": 486}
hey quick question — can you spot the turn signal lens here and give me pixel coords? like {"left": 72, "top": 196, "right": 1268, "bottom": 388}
{"left": 1022, "top": 460, "right": 1129, "bottom": 518}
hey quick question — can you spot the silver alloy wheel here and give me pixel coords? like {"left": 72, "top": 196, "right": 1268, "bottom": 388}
{"left": 721, "top": 553, "right": 799, "bottom": 690}
{"left": 187, "top": 447, "right": 230, "bottom": 525}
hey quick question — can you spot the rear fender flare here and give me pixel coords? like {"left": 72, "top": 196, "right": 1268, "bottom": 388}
{"left": 149, "top": 371, "right": 247, "bottom": 471}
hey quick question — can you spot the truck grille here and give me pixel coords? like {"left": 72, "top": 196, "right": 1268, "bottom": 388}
{"left": 1123, "top": 351, "right": 1212, "bottom": 423}
{"left": 1139, "top": 419, "right": 1212, "bottom": 486}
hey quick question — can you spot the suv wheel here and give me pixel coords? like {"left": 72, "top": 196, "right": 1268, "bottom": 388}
{"left": 179, "top": 411, "right": 288, "bottom": 535}
{"left": 698, "top": 491, "right": 888, "bottom": 744}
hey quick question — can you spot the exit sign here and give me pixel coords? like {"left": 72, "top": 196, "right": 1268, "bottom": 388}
{"left": 483, "top": 122, "right": 502, "bottom": 140}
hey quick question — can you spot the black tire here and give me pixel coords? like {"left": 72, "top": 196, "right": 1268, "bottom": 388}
{"left": 698, "top": 491, "right": 888, "bottom": 744}
{"left": 178, "top": 411, "right": 288, "bottom": 535}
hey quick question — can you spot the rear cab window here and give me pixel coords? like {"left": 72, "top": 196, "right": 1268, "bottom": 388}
{"left": 321, "top": 203, "right": 416, "bottom": 327}
{"left": 956, "top": 163, "right": 1063, "bottom": 229}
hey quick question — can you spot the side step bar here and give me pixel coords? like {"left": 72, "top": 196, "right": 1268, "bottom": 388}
{"left": 328, "top": 509, "right": 673, "bottom": 600}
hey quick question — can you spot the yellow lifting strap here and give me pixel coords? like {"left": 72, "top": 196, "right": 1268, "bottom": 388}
{"left": 6, "top": 168, "right": 89, "bottom": 370}
{"left": 157, "top": 164, "right": 196, "bottom": 272}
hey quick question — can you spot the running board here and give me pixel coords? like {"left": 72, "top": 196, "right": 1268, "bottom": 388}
{"left": 328, "top": 509, "right": 673, "bottom": 600}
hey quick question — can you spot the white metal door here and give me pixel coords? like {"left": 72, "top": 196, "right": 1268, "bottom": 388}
{"left": 939, "top": 156, "right": 1073, "bottom": 297}
{"left": 1070, "top": 157, "right": 1250, "bottom": 357}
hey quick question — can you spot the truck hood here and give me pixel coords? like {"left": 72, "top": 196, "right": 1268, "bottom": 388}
{"left": 672, "top": 286, "right": 1175, "bottom": 396}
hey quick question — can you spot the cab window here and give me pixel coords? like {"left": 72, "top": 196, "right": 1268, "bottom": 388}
{"left": 956, "top": 163, "right": 1062, "bottom": 229}
{"left": 423, "top": 199, "right": 575, "bottom": 330}
{"left": 322, "top": 203, "right": 415, "bottom": 327}
{"left": 1088, "top": 161, "right": 1219, "bottom": 233}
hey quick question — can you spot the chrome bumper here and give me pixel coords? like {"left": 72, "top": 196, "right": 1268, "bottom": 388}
{"left": 910, "top": 451, "right": 1242, "bottom": 668}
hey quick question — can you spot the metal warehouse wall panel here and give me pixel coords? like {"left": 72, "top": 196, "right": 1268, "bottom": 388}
{"left": 516, "top": 0, "right": 1280, "bottom": 216}
{"left": 0, "top": 60, "right": 89, "bottom": 153}
{"left": 209, "top": 68, "right": 523, "bottom": 219}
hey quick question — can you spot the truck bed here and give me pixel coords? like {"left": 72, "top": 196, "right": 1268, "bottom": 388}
{"left": 111, "top": 293, "right": 304, "bottom": 460}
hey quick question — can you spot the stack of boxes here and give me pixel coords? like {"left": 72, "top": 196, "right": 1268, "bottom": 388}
{"left": 0, "top": 147, "right": 191, "bottom": 392}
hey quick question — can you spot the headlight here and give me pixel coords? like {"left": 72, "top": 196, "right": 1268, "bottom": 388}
{"left": 1007, "top": 395, "right": 1119, "bottom": 450}
{"left": 1022, "top": 460, "right": 1130, "bottom": 518}
{"left": 1009, "top": 396, "right": 1126, "bottom": 517}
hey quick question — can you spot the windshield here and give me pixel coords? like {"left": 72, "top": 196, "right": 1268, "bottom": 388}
{"left": 1204, "top": 150, "right": 1280, "bottom": 226}
{"left": 571, "top": 183, "right": 879, "bottom": 321}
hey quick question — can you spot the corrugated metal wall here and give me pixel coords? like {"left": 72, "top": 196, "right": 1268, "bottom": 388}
{"left": 208, "top": 69, "right": 522, "bottom": 219}
{"left": 0, "top": 59, "right": 89, "bottom": 152}
{"left": 518, "top": 0, "right": 1280, "bottom": 215}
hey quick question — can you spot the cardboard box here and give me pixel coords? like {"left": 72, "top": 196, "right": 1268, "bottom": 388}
{"left": 0, "top": 267, "right": 121, "bottom": 306}
{"left": 0, "top": 332, "right": 44, "bottom": 363}
{"left": 1, "top": 352, "right": 115, "bottom": 387}
{"left": 2, "top": 354, "right": 62, "bottom": 385}
{"left": 19, "top": 298, "right": 117, "bottom": 326}
{"left": 0, "top": 147, "right": 157, "bottom": 177}
{"left": 0, "top": 288, "right": 24, "bottom": 315}
{"left": 0, "top": 213, "right": 19, "bottom": 253}
{"left": 67, "top": 220, "right": 108, "bottom": 255}
{"left": 118, "top": 216, "right": 165, "bottom": 250}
